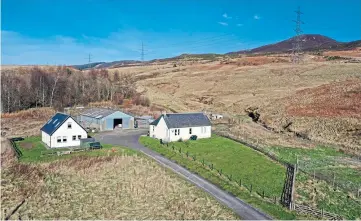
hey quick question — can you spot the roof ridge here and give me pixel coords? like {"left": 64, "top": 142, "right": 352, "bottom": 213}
{"left": 166, "top": 112, "right": 205, "bottom": 115}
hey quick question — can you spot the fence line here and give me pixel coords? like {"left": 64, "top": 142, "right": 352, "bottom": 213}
{"left": 291, "top": 203, "right": 342, "bottom": 220}
{"left": 214, "top": 130, "right": 361, "bottom": 197}
{"left": 8, "top": 138, "right": 23, "bottom": 159}
{"left": 161, "top": 140, "right": 344, "bottom": 220}
{"left": 163, "top": 142, "right": 281, "bottom": 202}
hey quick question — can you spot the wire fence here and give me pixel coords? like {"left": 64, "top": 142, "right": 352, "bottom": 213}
{"left": 159, "top": 141, "right": 345, "bottom": 219}
{"left": 213, "top": 130, "right": 361, "bottom": 198}
{"left": 162, "top": 141, "right": 283, "bottom": 204}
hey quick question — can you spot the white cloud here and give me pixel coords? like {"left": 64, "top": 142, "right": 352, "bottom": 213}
{"left": 218, "top": 22, "right": 228, "bottom": 26}
{"left": 236, "top": 23, "right": 244, "bottom": 27}
{"left": 254, "top": 14, "right": 261, "bottom": 20}
{"left": 222, "top": 13, "right": 232, "bottom": 19}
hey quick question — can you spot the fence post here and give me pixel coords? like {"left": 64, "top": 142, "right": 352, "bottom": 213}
{"left": 186, "top": 151, "right": 189, "bottom": 158}
{"left": 332, "top": 173, "right": 335, "bottom": 187}
{"left": 321, "top": 208, "right": 324, "bottom": 218}
{"left": 239, "top": 179, "right": 242, "bottom": 186}
{"left": 262, "top": 190, "right": 265, "bottom": 198}
{"left": 179, "top": 147, "right": 181, "bottom": 153}
{"left": 313, "top": 170, "right": 315, "bottom": 180}
{"left": 250, "top": 184, "right": 253, "bottom": 193}
{"left": 274, "top": 196, "right": 277, "bottom": 204}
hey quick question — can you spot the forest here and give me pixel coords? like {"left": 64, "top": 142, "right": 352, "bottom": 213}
{"left": 1, "top": 66, "right": 150, "bottom": 113}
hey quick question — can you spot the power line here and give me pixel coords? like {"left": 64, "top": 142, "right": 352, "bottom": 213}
{"left": 292, "top": 6, "right": 304, "bottom": 64}
{"left": 144, "top": 34, "right": 241, "bottom": 57}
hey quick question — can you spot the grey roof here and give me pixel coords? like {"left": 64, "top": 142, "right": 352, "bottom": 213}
{"left": 151, "top": 113, "right": 211, "bottom": 128}
{"left": 80, "top": 108, "right": 118, "bottom": 119}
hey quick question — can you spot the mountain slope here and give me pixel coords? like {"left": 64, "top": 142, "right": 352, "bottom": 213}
{"left": 228, "top": 34, "right": 360, "bottom": 54}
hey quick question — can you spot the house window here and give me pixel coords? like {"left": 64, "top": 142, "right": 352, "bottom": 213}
{"left": 63, "top": 136, "right": 67, "bottom": 142}
{"left": 57, "top": 136, "right": 61, "bottom": 143}
{"left": 78, "top": 135, "right": 81, "bottom": 140}
{"left": 72, "top": 135, "right": 76, "bottom": 141}
{"left": 68, "top": 122, "right": 72, "bottom": 129}
{"left": 174, "top": 129, "right": 180, "bottom": 136}
{"left": 189, "top": 128, "right": 192, "bottom": 134}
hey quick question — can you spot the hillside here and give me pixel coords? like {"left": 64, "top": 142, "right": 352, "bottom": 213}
{"left": 128, "top": 58, "right": 361, "bottom": 154}
{"left": 228, "top": 34, "right": 360, "bottom": 54}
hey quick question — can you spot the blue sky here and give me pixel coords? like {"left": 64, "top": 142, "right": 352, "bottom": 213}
{"left": 2, "top": 0, "right": 361, "bottom": 65}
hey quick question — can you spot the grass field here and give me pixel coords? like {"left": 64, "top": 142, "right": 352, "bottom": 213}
{"left": 1, "top": 156, "right": 237, "bottom": 220}
{"left": 14, "top": 136, "right": 137, "bottom": 163}
{"left": 268, "top": 145, "right": 361, "bottom": 192}
{"left": 2, "top": 137, "right": 238, "bottom": 220}
{"left": 139, "top": 135, "right": 300, "bottom": 220}
{"left": 296, "top": 173, "right": 361, "bottom": 220}
{"left": 142, "top": 135, "right": 286, "bottom": 196}
{"left": 267, "top": 146, "right": 361, "bottom": 219}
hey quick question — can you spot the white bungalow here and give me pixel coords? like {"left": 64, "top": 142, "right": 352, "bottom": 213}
{"left": 41, "top": 113, "right": 87, "bottom": 148}
{"left": 149, "top": 112, "right": 211, "bottom": 142}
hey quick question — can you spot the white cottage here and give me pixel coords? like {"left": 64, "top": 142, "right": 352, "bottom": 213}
{"left": 149, "top": 113, "right": 211, "bottom": 142}
{"left": 41, "top": 113, "right": 87, "bottom": 148}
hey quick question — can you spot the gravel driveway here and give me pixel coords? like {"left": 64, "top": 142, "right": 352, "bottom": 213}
{"left": 95, "top": 129, "right": 272, "bottom": 220}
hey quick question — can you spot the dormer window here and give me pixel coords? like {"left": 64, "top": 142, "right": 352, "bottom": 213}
{"left": 68, "top": 122, "right": 72, "bottom": 129}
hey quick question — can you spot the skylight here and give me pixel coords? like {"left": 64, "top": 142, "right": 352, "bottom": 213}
{"left": 55, "top": 122, "right": 60, "bottom": 127}
{"left": 53, "top": 119, "right": 58, "bottom": 124}
{"left": 47, "top": 119, "right": 52, "bottom": 124}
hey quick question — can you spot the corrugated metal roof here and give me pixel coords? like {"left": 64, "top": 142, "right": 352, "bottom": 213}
{"left": 80, "top": 108, "right": 118, "bottom": 119}
{"left": 151, "top": 113, "right": 211, "bottom": 128}
{"left": 41, "top": 113, "right": 70, "bottom": 135}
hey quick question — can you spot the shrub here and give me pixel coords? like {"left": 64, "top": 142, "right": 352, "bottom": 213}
{"left": 178, "top": 138, "right": 183, "bottom": 142}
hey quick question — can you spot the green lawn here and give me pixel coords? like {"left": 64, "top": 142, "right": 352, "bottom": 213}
{"left": 140, "top": 135, "right": 301, "bottom": 220}
{"left": 141, "top": 135, "right": 286, "bottom": 196}
{"left": 15, "top": 136, "right": 138, "bottom": 163}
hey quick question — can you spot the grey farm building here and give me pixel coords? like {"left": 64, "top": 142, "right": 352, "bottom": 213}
{"left": 79, "top": 108, "right": 134, "bottom": 131}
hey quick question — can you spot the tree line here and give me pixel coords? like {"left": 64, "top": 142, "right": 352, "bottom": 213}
{"left": 1, "top": 66, "right": 149, "bottom": 113}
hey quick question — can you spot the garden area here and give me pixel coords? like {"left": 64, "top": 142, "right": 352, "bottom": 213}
{"left": 12, "top": 136, "right": 137, "bottom": 163}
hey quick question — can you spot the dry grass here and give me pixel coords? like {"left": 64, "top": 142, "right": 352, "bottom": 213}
{"left": 1, "top": 155, "right": 237, "bottom": 220}
{"left": 127, "top": 59, "right": 361, "bottom": 153}
{"left": 1, "top": 107, "right": 55, "bottom": 119}
{"left": 1, "top": 108, "right": 55, "bottom": 139}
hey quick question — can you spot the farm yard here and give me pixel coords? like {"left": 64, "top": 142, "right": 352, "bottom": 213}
{"left": 1, "top": 139, "right": 237, "bottom": 220}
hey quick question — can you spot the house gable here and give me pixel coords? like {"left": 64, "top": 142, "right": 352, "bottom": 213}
{"left": 41, "top": 113, "right": 87, "bottom": 136}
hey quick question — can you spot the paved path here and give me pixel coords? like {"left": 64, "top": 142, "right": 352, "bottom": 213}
{"left": 95, "top": 130, "right": 272, "bottom": 220}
